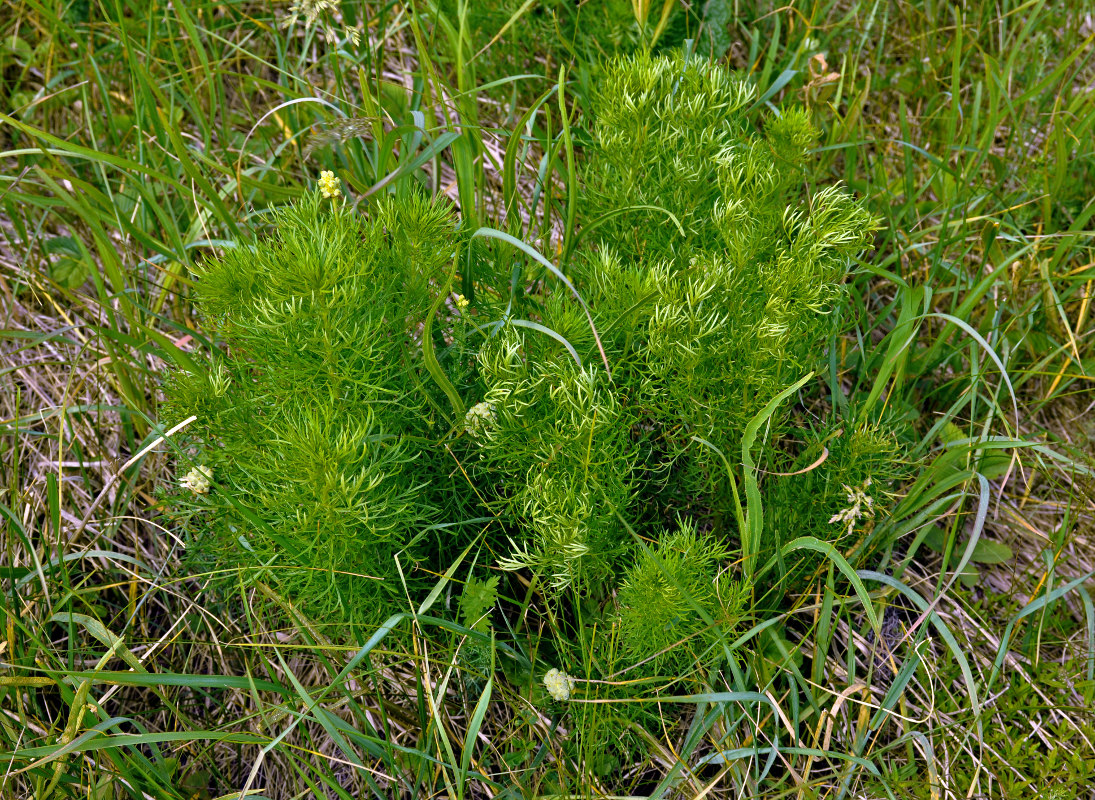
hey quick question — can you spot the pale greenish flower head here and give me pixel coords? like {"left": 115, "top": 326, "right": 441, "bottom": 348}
{"left": 180, "top": 465, "right": 213, "bottom": 495}
{"left": 463, "top": 401, "right": 495, "bottom": 439}
{"left": 543, "top": 668, "right": 575, "bottom": 701}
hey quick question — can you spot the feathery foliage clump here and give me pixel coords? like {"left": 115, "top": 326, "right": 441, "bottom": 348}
{"left": 163, "top": 51, "right": 884, "bottom": 630}
{"left": 470, "top": 328, "right": 635, "bottom": 594}
{"left": 573, "top": 53, "right": 879, "bottom": 528}
{"left": 616, "top": 519, "right": 745, "bottom": 676}
{"left": 157, "top": 50, "right": 898, "bottom": 789}
{"left": 162, "top": 191, "right": 465, "bottom": 628}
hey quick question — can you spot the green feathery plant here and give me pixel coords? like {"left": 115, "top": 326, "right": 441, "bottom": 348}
{"left": 162, "top": 189, "right": 470, "bottom": 629}
{"left": 616, "top": 518, "right": 746, "bottom": 676}
{"left": 572, "top": 52, "right": 881, "bottom": 549}
{"left": 469, "top": 327, "right": 635, "bottom": 595}
{"left": 162, "top": 50, "right": 890, "bottom": 671}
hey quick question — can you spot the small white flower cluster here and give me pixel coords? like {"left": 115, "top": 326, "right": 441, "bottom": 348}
{"left": 181, "top": 466, "right": 213, "bottom": 495}
{"left": 543, "top": 668, "right": 575, "bottom": 701}
{"left": 828, "top": 477, "right": 874, "bottom": 536}
{"left": 464, "top": 401, "right": 495, "bottom": 439}
{"left": 319, "top": 170, "right": 341, "bottom": 199}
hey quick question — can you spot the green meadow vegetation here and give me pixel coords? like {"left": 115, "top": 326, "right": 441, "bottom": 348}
{"left": 2, "top": 1, "right": 1095, "bottom": 798}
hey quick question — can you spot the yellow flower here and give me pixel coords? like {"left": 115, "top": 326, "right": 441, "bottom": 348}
{"left": 452, "top": 292, "right": 469, "bottom": 311}
{"left": 319, "top": 170, "right": 341, "bottom": 199}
